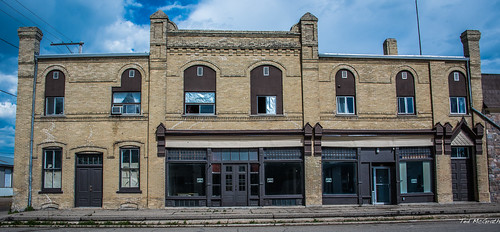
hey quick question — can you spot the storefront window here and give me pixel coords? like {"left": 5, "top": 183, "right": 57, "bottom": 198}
{"left": 400, "top": 161, "right": 431, "bottom": 193}
{"left": 264, "top": 162, "right": 302, "bottom": 195}
{"left": 323, "top": 162, "right": 356, "bottom": 194}
{"left": 168, "top": 163, "right": 206, "bottom": 196}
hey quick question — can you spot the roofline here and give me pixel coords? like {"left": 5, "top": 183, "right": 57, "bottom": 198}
{"left": 319, "top": 53, "right": 469, "bottom": 61}
{"left": 37, "top": 53, "right": 150, "bottom": 59}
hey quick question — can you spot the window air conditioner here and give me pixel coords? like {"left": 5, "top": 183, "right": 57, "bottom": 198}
{"left": 111, "top": 105, "right": 123, "bottom": 115}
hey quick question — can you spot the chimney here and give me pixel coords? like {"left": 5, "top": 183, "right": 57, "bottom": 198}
{"left": 383, "top": 38, "right": 398, "bottom": 55}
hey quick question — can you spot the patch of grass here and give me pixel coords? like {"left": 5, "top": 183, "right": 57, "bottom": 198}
{"left": 8, "top": 209, "right": 19, "bottom": 214}
{"left": 78, "top": 220, "right": 97, "bottom": 226}
{"left": 24, "top": 206, "right": 35, "bottom": 212}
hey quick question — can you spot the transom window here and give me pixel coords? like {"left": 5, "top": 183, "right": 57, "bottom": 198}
{"left": 185, "top": 92, "right": 215, "bottom": 114}
{"left": 120, "top": 148, "right": 140, "bottom": 190}
{"left": 43, "top": 148, "right": 62, "bottom": 191}
{"left": 451, "top": 147, "right": 470, "bottom": 158}
{"left": 337, "top": 96, "right": 355, "bottom": 114}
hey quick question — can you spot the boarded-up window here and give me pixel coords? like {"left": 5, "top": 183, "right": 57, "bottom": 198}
{"left": 251, "top": 65, "right": 283, "bottom": 115}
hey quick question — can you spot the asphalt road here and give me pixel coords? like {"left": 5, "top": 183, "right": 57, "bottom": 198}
{"left": 1, "top": 220, "right": 500, "bottom": 232}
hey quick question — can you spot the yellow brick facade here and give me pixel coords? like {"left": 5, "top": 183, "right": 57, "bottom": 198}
{"left": 12, "top": 11, "right": 490, "bottom": 210}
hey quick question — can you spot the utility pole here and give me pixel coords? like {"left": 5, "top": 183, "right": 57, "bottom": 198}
{"left": 50, "top": 42, "right": 84, "bottom": 53}
{"left": 415, "top": 0, "right": 422, "bottom": 55}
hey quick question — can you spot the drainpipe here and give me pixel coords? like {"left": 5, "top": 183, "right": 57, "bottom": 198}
{"left": 466, "top": 60, "right": 500, "bottom": 131}
{"left": 28, "top": 53, "right": 39, "bottom": 208}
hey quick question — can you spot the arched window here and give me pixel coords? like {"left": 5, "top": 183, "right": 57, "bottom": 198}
{"left": 335, "top": 69, "right": 356, "bottom": 115}
{"left": 45, "top": 70, "right": 65, "bottom": 115}
{"left": 396, "top": 71, "right": 416, "bottom": 115}
{"left": 112, "top": 68, "right": 142, "bottom": 115}
{"left": 250, "top": 65, "right": 283, "bottom": 115}
{"left": 184, "top": 65, "right": 216, "bottom": 115}
{"left": 448, "top": 71, "right": 468, "bottom": 114}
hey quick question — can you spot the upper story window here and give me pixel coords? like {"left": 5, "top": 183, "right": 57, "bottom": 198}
{"left": 396, "top": 71, "right": 415, "bottom": 115}
{"left": 184, "top": 65, "right": 216, "bottom": 115}
{"left": 448, "top": 71, "right": 468, "bottom": 115}
{"left": 251, "top": 65, "right": 283, "bottom": 115}
{"left": 42, "top": 148, "right": 62, "bottom": 192}
{"left": 112, "top": 68, "right": 141, "bottom": 115}
{"left": 335, "top": 69, "right": 356, "bottom": 115}
{"left": 45, "top": 70, "right": 65, "bottom": 116}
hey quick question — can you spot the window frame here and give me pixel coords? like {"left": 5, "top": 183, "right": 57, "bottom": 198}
{"left": 397, "top": 97, "right": 415, "bottom": 115}
{"left": 41, "top": 148, "right": 63, "bottom": 193}
{"left": 112, "top": 92, "right": 141, "bottom": 115}
{"left": 322, "top": 161, "right": 357, "bottom": 195}
{"left": 399, "top": 161, "right": 432, "bottom": 194}
{"left": 336, "top": 96, "right": 355, "bottom": 115}
{"left": 184, "top": 91, "right": 216, "bottom": 115}
{"left": 257, "top": 95, "right": 277, "bottom": 115}
{"left": 451, "top": 147, "right": 471, "bottom": 159}
{"left": 450, "top": 97, "right": 467, "bottom": 115}
{"left": 45, "top": 96, "right": 65, "bottom": 116}
{"left": 118, "top": 147, "right": 141, "bottom": 193}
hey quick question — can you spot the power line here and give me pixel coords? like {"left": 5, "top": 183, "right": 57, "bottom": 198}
{"left": 0, "top": 89, "right": 16, "bottom": 97}
{"left": 0, "top": 0, "right": 69, "bottom": 53}
{"left": 0, "top": 1, "right": 65, "bottom": 43}
{"left": 0, "top": 6, "right": 25, "bottom": 26}
{"left": 13, "top": 0, "right": 73, "bottom": 42}
{"left": 0, "top": 37, "right": 18, "bottom": 48}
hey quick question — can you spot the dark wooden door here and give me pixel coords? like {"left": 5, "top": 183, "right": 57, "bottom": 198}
{"left": 222, "top": 164, "right": 248, "bottom": 206}
{"left": 451, "top": 159, "right": 474, "bottom": 201}
{"left": 75, "top": 154, "right": 103, "bottom": 207}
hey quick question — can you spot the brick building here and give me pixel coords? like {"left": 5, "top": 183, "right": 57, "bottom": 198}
{"left": 12, "top": 11, "right": 491, "bottom": 210}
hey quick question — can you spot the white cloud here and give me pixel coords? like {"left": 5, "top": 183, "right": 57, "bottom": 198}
{"left": 96, "top": 19, "right": 150, "bottom": 53}
{"left": 0, "top": 71, "right": 17, "bottom": 95}
{"left": 0, "top": 102, "right": 16, "bottom": 120}
{"left": 158, "top": 1, "right": 192, "bottom": 11}
{"left": 125, "top": 0, "right": 143, "bottom": 8}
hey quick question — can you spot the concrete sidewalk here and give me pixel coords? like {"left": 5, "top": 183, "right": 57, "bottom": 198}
{"left": 1, "top": 203, "right": 500, "bottom": 226}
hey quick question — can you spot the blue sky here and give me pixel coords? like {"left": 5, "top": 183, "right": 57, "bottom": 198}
{"left": 0, "top": 0, "right": 499, "bottom": 157}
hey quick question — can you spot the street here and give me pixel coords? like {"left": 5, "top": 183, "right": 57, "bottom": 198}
{"left": 1, "top": 220, "right": 500, "bottom": 232}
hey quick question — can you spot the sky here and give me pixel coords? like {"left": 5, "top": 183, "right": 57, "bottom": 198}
{"left": 0, "top": 0, "right": 499, "bottom": 157}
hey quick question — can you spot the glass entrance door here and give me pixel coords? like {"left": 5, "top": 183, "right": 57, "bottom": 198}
{"left": 373, "top": 167, "right": 391, "bottom": 204}
{"left": 222, "top": 164, "right": 248, "bottom": 206}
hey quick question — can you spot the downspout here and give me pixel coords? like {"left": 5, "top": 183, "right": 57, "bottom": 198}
{"left": 466, "top": 60, "right": 500, "bottom": 131}
{"left": 28, "top": 53, "right": 39, "bottom": 208}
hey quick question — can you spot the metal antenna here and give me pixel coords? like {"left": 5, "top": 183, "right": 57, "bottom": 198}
{"left": 50, "top": 42, "right": 84, "bottom": 53}
{"left": 415, "top": 0, "right": 422, "bottom": 55}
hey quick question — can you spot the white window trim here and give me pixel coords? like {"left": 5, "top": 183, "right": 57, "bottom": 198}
{"left": 398, "top": 97, "right": 415, "bottom": 115}
{"left": 263, "top": 66, "right": 270, "bottom": 76}
{"left": 53, "top": 71, "right": 59, "bottom": 79}
{"left": 336, "top": 96, "right": 355, "bottom": 115}
{"left": 453, "top": 72, "right": 460, "bottom": 81}
{"left": 197, "top": 67, "right": 203, "bottom": 77}
{"left": 341, "top": 70, "right": 348, "bottom": 79}
{"left": 129, "top": 70, "right": 135, "bottom": 78}
{"left": 402, "top": 72, "right": 407, "bottom": 80}
{"left": 45, "top": 97, "right": 64, "bottom": 116}
{"left": 450, "top": 97, "right": 467, "bottom": 115}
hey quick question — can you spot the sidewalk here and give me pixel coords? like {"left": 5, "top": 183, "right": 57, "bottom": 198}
{"left": 1, "top": 203, "right": 500, "bottom": 226}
